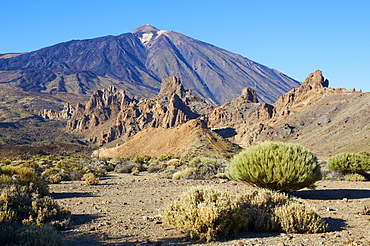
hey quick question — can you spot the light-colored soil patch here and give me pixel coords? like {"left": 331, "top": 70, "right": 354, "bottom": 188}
{"left": 50, "top": 173, "right": 370, "bottom": 246}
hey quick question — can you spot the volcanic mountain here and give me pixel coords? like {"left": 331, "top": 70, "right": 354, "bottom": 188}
{"left": 0, "top": 24, "right": 299, "bottom": 105}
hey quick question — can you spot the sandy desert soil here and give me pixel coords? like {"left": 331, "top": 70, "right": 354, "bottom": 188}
{"left": 49, "top": 173, "right": 370, "bottom": 246}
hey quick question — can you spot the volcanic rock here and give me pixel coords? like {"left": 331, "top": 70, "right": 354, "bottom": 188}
{"left": 66, "top": 76, "right": 202, "bottom": 145}
{"left": 208, "top": 87, "right": 272, "bottom": 128}
{"left": 0, "top": 25, "right": 300, "bottom": 104}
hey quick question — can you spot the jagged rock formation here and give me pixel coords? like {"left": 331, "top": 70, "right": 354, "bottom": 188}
{"left": 209, "top": 87, "right": 272, "bottom": 128}
{"left": 66, "top": 76, "right": 206, "bottom": 145}
{"left": 39, "top": 104, "right": 74, "bottom": 120}
{"left": 273, "top": 70, "right": 331, "bottom": 118}
{"left": 0, "top": 24, "right": 300, "bottom": 104}
{"left": 217, "top": 70, "right": 370, "bottom": 158}
{"left": 39, "top": 69, "right": 369, "bottom": 159}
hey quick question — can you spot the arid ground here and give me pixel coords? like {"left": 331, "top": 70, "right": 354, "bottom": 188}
{"left": 50, "top": 173, "right": 370, "bottom": 246}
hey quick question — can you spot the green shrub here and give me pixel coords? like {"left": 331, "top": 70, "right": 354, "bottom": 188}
{"left": 0, "top": 222, "right": 65, "bottom": 246}
{"left": 327, "top": 153, "right": 370, "bottom": 174}
{"left": 226, "top": 142, "right": 321, "bottom": 192}
{"left": 163, "top": 188, "right": 248, "bottom": 242}
{"left": 41, "top": 168, "right": 63, "bottom": 184}
{"left": 0, "top": 165, "right": 49, "bottom": 196}
{"left": 344, "top": 173, "right": 367, "bottom": 181}
{"left": 22, "top": 197, "right": 71, "bottom": 228}
{"left": 157, "top": 154, "right": 174, "bottom": 161}
{"left": 165, "top": 159, "right": 183, "bottom": 169}
{"left": 172, "top": 168, "right": 196, "bottom": 180}
{"left": 0, "top": 185, "right": 70, "bottom": 228}
{"left": 82, "top": 173, "right": 99, "bottom": 185}
{"left": 131, "top": 155, "right": 151, "bottom": 165}
{"left": 274, "top": 202, "right": 329, "bottom": 233}
{"left": 164, "top": 188, "right": 328, "bottom": 242}
{"left": 240, "top": 189, "right": 290, "bottom": 232}
{"left": 187, "top": 157, "right": 226, "bottom": 180}
{"left": 114, "top": 162, "right": 144, "bottom": 173}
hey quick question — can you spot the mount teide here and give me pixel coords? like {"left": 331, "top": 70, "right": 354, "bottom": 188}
{"left": 0, "top": 25, "right": 299, "bottom": 105}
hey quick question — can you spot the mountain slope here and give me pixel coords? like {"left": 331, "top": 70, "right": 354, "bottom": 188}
{"left": 209, "top": 70, "right": 370, "bottom": 159}
{"left": 0, "top": 24, "right": 299, "bottom": 104}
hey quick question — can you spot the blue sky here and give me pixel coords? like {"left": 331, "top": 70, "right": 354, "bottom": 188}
{"left": 1, "top": 0, "right": 369, "bottom": 92}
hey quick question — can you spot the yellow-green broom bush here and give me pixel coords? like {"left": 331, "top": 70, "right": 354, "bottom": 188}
{"left": 274, "top": 201, "right": 329, "bottom": 233}
{"left": 163, "top": 188, "right": 248, "bottom": 242}
{"left": 239, "top": 189, "right": 290, "bottom": 232}
{"left": 226, "top": 142, "right": 321, "bottom": 192}
{"left": 327, "top": 152, "right": 370, "bottom": 175}
{"left": 0, "top": 222, "right": 65, "bottom": 246}
{"left": 164, "top": 188, "right": 328, "bottom": 243}
{"left": 82, "top": 173, "right": 99, "bottom": 185}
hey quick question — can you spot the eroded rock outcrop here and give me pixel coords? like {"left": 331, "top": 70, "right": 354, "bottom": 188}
{"left": 66, "top": 76, "right": 204, "bottom": 145}
{"left": 273, "top": 70, "right": 331, "bottom": 118}
{"left": 39, "top": 104, "right": 74, "bottom": 120}
{"left": 209, "top": 87, "right": 272, "bottom": 128}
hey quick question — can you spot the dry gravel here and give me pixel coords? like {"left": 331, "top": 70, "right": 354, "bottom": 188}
{"left": 49, "top": 173, "right": 370, "bottom": 246}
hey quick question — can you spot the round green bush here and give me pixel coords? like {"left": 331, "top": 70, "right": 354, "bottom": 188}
{"left": 226, "top": 142, "right": 321, "bottom": 192}
{"left": 327, "top": 153, "right": 370, "bottom": 174}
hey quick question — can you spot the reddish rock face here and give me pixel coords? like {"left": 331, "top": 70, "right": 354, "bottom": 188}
{"left": 66, "top": 76, "right": 205, "bottom": 145}
{"left": 274, "top": 70, "right": 331, "bottom": 117}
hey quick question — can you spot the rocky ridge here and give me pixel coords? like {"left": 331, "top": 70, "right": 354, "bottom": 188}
{"left": 43, "top": 70, "right": 369, "bottom": 159}
{"left": 66, "top": 76, "right": 209, "bottom": 146}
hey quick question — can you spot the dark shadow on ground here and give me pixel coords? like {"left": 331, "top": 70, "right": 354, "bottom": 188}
{"left": 291, "top": 189, "right": 370, "bottom": 200}
{"left": 69, "top": 213, "right": 100, "bottom": 227}
{"left": 62, "top": 233, "right": 196, "bottom": 246}
{"left": 324, "top": 217, "right": 347, "bottom": 232}
{"left": 213, "top": 127, "right": 237, "bottom": 138}
{"left": 50, "top": 192, "right": 96, "bottom": 199}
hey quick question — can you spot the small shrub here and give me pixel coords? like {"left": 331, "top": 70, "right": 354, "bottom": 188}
{"left": 274, "top": 202, "right": 329, "bottom": 233}
{"left": 160, "top": 169, "right": 178, "bottom": 179}
{"left": 359, "top": 151, "right": 370, "bottom": 157}
{"left": 22, "top": 196, "right": 71, "bottom": 228}
{"left": 187, "top": 157, "right": 227, "bottom": 180}
{"left": 131, "top": 155, "right": 151, "bottom": 165}
{"left": 0, "top": 223, "right": 65, "bottom": 246}
{"left": 344, "top": 173, "right": 367, "bottom": 182}
{"left": 226, "top": 142, "right": 321, "bottom": 192}
{"left": 157, "top": 154, "right": 174, "bottom": 161}
{"left": 360, "top": 206, "right": 370, "bottom": 215}
{"left": 165, "top": 159, "right": 183, "bottom": 169}
{"left": 114, "top": 162, "right": 144, "bottom": 173}
{"left": 68, "top": 170, "right": 84, "bottom": 181}
{"left": 1, "top": 166, "right": 35, "bottom": 184}
{"left": 20, "top": 224, "right": 65, "bottom": 246}
{"left": 172, "top": 168, "right": 196, "bottom": 180}
{"left": 131, "top": 167, "right": 140, "bottom": 176}
{"left": 0, "top": 209, "right": 16, "bottom": 222}
{"left": 240, "top": 189, "right": 291, "bottom": 232}
{"left": 82, "top": 173, "right": 99, "bottom": 185}
{"left": 163, "top": 188, "right": 248, "bottom": 242}
{"left": 147, "top": 161, "right": 161, "bottom": 173}
{"left": 327, "top": 153, "right": 370, "bottom": 174}
{"left": 42, "top": 168, "right": 63, "bottom": 184}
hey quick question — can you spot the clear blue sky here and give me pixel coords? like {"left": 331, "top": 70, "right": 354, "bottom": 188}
{"left": 1, "top": 0, "right": 369, "bottom": 92}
